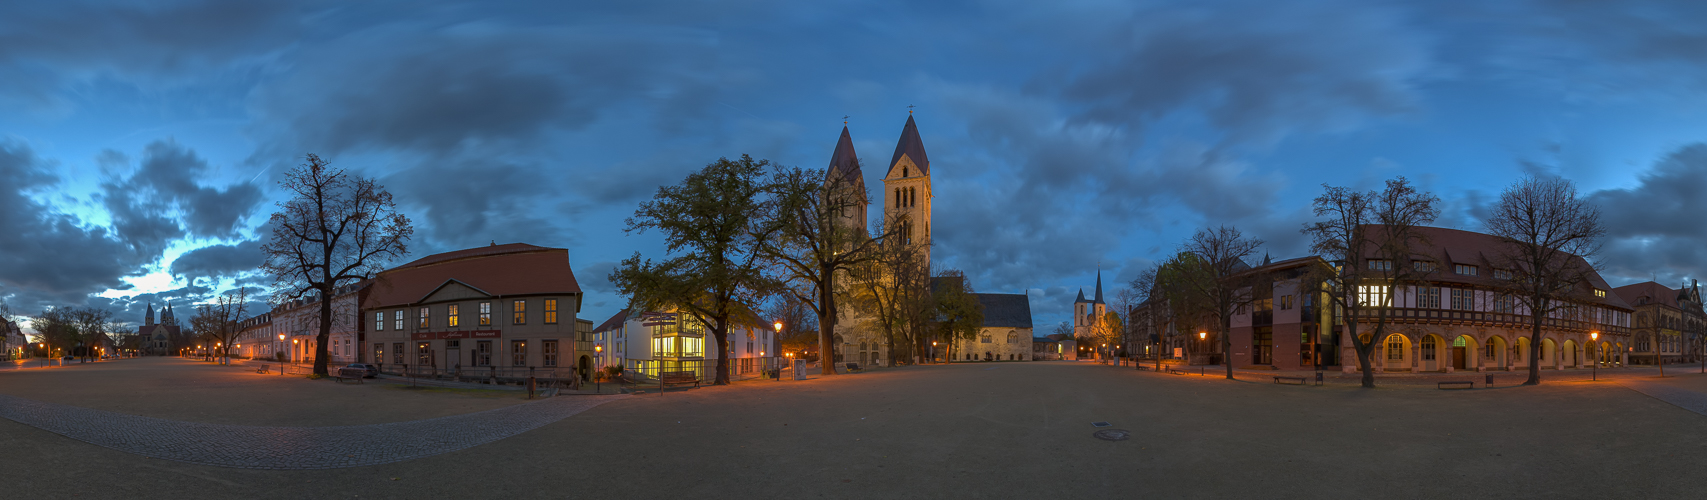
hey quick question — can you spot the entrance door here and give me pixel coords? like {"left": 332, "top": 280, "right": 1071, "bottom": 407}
{"left": 1453, "top": 347, "right": 1467, "bottom": 369}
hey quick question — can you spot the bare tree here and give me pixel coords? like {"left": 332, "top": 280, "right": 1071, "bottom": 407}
{"left": 763, "top": 293, "right": 818, "bottom": 357}
{"left": 763, "top": 164, "right": 904, "bottom": 375}
{"left": 193, "top": 288, "right": 249, "bottom": 365}
{"left": 1178, "top": 227, "right": 1264, "bottom": 380}
{"left": 847, "top": 211, "right": 932, "bottom": 366}
{"left": 1485, "top": 176, "right": 1605, "bottom": 386}
{"left": 261, "top": 154, "right": 413, "bottom": 376}
{"left": 71, "top": 308, "right": 115, "bottom": 362}
{"left": 1301, "top": 177, "right": 1440, "bottom": 388}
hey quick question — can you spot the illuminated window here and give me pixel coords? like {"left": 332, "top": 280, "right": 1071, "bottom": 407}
{"left": 419, "top": 307, "right": 429, "bottom": 329}
{"left": 447, "top": 304, "right": 459, "bottom": 327}
{"left": 375, "top": 312, "right": 385, "bottom": 331}
{"left": 417, "top": 342, "right": 431, "bottom": 365}
{"left": 393, "top": 311, "right": 403, "bottom": 331}
{"left": 1386, "top": 335, "right": 1404, "bottom": 361}
{"left": 1455, "top": 264, "right": 1478, "bottom": 276}
{"left": 683, "top": 337, "right": 703, "bottom": 357}
{"left": 513, "top": 300, "right": 527, "bottom": 325}
{"left": 545, "top": 299, "right": 558, "bottom": 324}
{"left": 479, "top": 302, "right": 491, "bottom": 326}
{"left": 512, "top": 340, "right": 527, "bottom": 366}
{"left": 653, "top": 337, "right": 677, "bottom": 356}
{"left": 1358, "top": 286, "right": 1388, "bottom": 307}
{"left": 1594, "top": 289, "right": 1606, "bottom": 298}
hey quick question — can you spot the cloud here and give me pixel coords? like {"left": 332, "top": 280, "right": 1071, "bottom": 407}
{"left": 1589, "top": 143, "right": 1707, "bottom": 286}
{"left": 1061, "top": 0, "right": 1433, "bottom": 146}
{"left": 0, "top": 141, "right": 148, "bottom": 312}
{"left": 169, "top": 239, "right": 264, "bottom": 282}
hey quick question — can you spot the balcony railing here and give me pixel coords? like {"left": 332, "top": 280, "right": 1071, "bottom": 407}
{"left": 1352, "top": 307, "right": 1630, "bottom": 336}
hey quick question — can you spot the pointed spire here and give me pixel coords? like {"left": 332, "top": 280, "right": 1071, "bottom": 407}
{"left": 145, "top": 303, "right": 155, "bottom": 327}
{"left": 890, "top": 114, "right": 930, "bottom": 176}
{"left": 827, "top": 125, "right": 861, "bottom": 184}
{"left": 1076, "top": 288, "right": 1087, "bottom": 303}
{"left": 1094, "top": 268, "right": 1104, "bottom": 304}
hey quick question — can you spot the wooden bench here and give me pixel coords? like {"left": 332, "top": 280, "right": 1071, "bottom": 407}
{"left": 1437, "top": 381, "right": 1474, "bottom": 390}
{"left": 844, "top": 362, "right": 863, "bottom": 373}
{"left": 335, "top": 368, "right": 365, "bottom": 384}
{"left": 658, "top": 371, "right": 699, "bottom": 390}
{"left": 1273, "top": 376, "right": 1306, "bottom": 385}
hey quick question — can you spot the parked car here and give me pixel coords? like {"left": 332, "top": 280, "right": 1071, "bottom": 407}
{"left": 342, "top": 363, "right": 379, "bottom": 378}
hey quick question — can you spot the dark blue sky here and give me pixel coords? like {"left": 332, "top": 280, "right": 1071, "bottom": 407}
{"left": 4, "top": 0, "right": 1707, "bottom": 332}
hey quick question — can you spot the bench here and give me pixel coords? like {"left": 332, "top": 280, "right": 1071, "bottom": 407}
{"left": 659, "top": 371, "right": 700, "bottom": 390}
{"left": 335, "top": 368, "right": 365, "bottom": 384}
{"left": 844, "top": 362, "right": 863, "bottom": 373}
{"left": 1273, "top": 376, "right": 1306, "bottom": 385}
{"left": 1437, "top": 381, "right": 1474, "bottom": 390}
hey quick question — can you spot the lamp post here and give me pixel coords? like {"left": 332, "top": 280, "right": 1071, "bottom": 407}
{"left": 594, "top": 344, "right": 603, "bottom": 393}
{"left": 774, "top": 321, "right": 783, "bottom": 378}
{"left": 932, "top": 341, "right": 938, "bottom": 363}
{"left": 1591, "top": 332, "right": 1599, "bottom": 381}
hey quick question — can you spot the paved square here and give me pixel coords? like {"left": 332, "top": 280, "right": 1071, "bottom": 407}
{"left": 3, "top": 359, "right": 1707, "bottom": 498}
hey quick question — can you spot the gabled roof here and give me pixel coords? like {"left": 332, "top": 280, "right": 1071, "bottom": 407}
{"left": 975, "top": 293, "right": 1033, "bottom": 328}
{"left": 365, "top": 244, "right": 581, "bottom": 309}
{"left": 1613, "top": 281, "right": 1681, "bottom": 309}
{"left": 889, "top": 115, "right": 930, "bottom": 176}
{"left": 593, "top": 309, "right": 631, "bottom": 333}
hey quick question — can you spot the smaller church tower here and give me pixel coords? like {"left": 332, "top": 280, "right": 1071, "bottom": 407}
{"left": 161, "top": 303, "right": 177, "bottom": 328}
{"left": 826, "top": 124, "right": 867, "bottom": 235}
{"left": 145, "top": 303, "right": 156, "bottom": 327}
{"left": 1073, "top": 269, "right": 1108, "bottom": 339}
{"left": 883, "top": 113, "right": 933, "bottom": 265}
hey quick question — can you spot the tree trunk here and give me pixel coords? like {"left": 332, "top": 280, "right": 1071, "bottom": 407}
{"left": 712, "top": 324, "right": 731, "bottom": 385}
{"left": 314, "top": 294, "right": 333, "bottom": 376}
{"left": 818, "top": 266, "right": 839, "bottom": 376}
{"left": 1524, "top": 297, "right": 1544, "bottom": 386}
{"left": 1221, "top": 310, "right": 1234, "bottom": 380}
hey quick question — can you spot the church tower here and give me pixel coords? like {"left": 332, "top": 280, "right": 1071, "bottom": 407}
{"left": 1073, "top": 269, "right": 1108, "bottom": 339}
{"left": 145, "top": 303, "right": 155, "bottom": 327}
{"left": 826, "top": 124, "right": 867, "bottom": 235}
{"left": 883, "top": 113, "right": 932, "bottom": 265}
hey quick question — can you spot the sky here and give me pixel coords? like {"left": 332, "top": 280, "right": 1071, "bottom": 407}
{"left": 4, "top": 0, "right": 1707, "bottom": 334}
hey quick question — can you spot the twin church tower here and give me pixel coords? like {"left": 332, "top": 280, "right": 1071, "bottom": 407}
{"left": 824, "top": 113, "right": 934, "bottom": 262}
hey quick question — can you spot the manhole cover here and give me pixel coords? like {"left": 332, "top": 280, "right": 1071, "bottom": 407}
{"left": 1091, "top": 421, "right": 1111, "bottom": 427}
{"left": 1093, "top": 429, "right": 1131, "bottom": 441}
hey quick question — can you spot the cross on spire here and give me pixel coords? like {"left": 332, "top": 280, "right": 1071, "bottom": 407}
{"left": 843, "top": 115, "right": 849, "bottom": 125}
{"left": 907, "top": 104, "right": 916, "bottom": 114}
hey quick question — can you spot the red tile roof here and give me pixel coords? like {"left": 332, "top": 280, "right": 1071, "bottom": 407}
{"left": 1612, "top": 281, "right": 1680, "bottom": 309}
{"left": 363, "top": 244, "right": 580, "bottom": 309}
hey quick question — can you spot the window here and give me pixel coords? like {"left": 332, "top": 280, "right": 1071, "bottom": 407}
{"left": 417, "top": 342, "right": 431, "bottom": 365}
{"left": 1494, "top": 269, "right": 1513, "bottom": 280}
{"left": 1417, "top": 287, "right": 1441, "bottom": 309}
{"left": 479, "top": 302, "right": 491, "bottom": 326}
{"left": 513, "top": 300, "right": 527, "bottom": 325}
{"left": 1386, "top": 335, "right": 1404, "bottom": 361}
{"left": 512, "top": 340, "right": 527, "bottom": 366}
{"left": 393, "top": 343, "right": 404, "bottom": 364}
{"left": 446, "top": 340, "right": 459, "bottom": 350}
{"left": 1358, "top": 285, "right": 1388, "bottom": 307}
{"left": 1414, "top": 261, "right": 1436, "bottom": 272}
{"left": 682, "top": 337, "right": 703, "bottom": 357}
{"left": 981, "top": 333, "right": 992, "bottom": 343}
{"left": 419, "top": 307, "right": 430, "bottom": 328}
{"left": 1637, "top": 334, "right": 1651, "bottom": 352}
{"left": 1450, "top": 288, "right": 1474, "bottom": 311}
{"left": 1008, "top": 331, "right": 1018, "bottom": 343}
{"left": 1367, "top": 259, "right": 1393, "bottom": 272}
{"left": 375, "top": 312, "right": 385, "bottom": 331}
{"left": 447, "top": 304, "right": 459, "bottom": 327}
{"left": 544, "top": 299, "right": 558, "bottom": 324}
{"left": 476, "top": 341, "right": 492, "bottom": 366}
{"left": 394, "top": 310, "right": 404, "bottom": 331}
{"left": 1494, "top": 294, "right": 1515, "bottom": 314}
{"left": 1422, "top": 336, "right": 1436, "bottom": 360}
{"left": 374, "top": 343, "right": 384, "bottom": 363}
{"left": 1594, "top": 289, "right": 1607, "bottom": 298}
{"left": 1279, "top": 295, "right": 1294, "bottom": 310}
{"left": 1455, "top": 264, "right": 1478, "bottom": 276}
{"left": 1485, "top": 339, "right": 1497, "bottom": 359}
{"left": 653, "top": 337, "right": 676, "bottom": 356}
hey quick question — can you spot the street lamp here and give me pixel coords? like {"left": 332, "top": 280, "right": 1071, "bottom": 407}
{"left": 594, "top": 344, "right": 604, "bottom": 393}
{"left": 1591, "top": 331, "right": 1600, "bottom": 381}
{"left": 773, "top": 321, "right": 783, "bottom": 377}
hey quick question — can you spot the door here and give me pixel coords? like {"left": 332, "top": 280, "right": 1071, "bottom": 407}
{"left": 1453, "top": 347, "right": 1466, "bottom": 370}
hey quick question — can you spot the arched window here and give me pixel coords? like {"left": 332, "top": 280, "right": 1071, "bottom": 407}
{"left": 1386, "top": 334, "right": 1405, "bottom": 360}
{"left": 1421, "top": 336, "right": 1436, "bottom": 360}
{"left": 1007, "top": 331, "right": 1018, "bottom": 343}
{"left": 903, "top": 166, "right": 908, "bottom": 177}
{"left": 1484, "top": 338, "right": 1498, "bottom": 359}
{"left": 894, "top": 188, "right": 902, "bottom": 208}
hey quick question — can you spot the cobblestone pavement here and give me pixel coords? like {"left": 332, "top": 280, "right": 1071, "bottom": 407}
{"left": 1620, "top": 379, "right": 1707, "bottom": 417}
{"left": 0, "top": 393, "right": 626, "bottom": 470}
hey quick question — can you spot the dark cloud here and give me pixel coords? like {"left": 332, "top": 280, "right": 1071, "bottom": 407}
{"left": 0, "top": 141, "right": 147, "bottom": 312}
{"left": 169, "top": 239, "right": 264, "bottom": 282}
{"left": 1062, "top": 0, "right": 1432, "bottom": 146}
{"left": 1590, "top": 143, "right": 1707, "bottom": 286}
{"left": 97, "top": 140, "right": 264, "bottom": 252}
{"left": 574, "top": 261, "right": 618, "bottom": 294}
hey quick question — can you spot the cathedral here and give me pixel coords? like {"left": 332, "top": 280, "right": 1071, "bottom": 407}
{"left": 827, "top": 113, "right": 935, "bottom": 367}
{"left": 137, "top": 302, "right": 184, "bottom": 356}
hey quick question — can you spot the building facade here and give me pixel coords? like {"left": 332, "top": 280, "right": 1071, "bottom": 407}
{"left": 948, "top": 293, "right": 1035, "bottom": 362}
{"left": 363, "top": 243, "right": 582, "bottom": 375}
{"left": 592, "top": 308, "right": 779, "bottom": 381}
{"left": 1613, "top": 281, "right": 1703, "bottom": 366}
{"left": 137, "top": 303, "right": 185, "bottom": 356}
{"left": 1222, "top": 226, "right": 1634, "bottom": 373}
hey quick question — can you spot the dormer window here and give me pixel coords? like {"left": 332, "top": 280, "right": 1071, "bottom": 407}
{"left": 1413, "top": 261, "right": 1436, "bottom": 272}
{"left": 1367, "top": 259, "right": 1393, "bottom": 272}
{"left": 1494, "top": 269, "right": 1513, "bottom": 280}
{"left": 1455, "top": 264, "right": 1478, "bottom": 276}
{"left": 1594, "top": 289, "right": 1606, "bottom": 298}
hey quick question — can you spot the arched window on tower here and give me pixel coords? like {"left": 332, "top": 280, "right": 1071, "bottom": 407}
{"left": 894, "top": 189, "right": 901, "bottom": 208}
